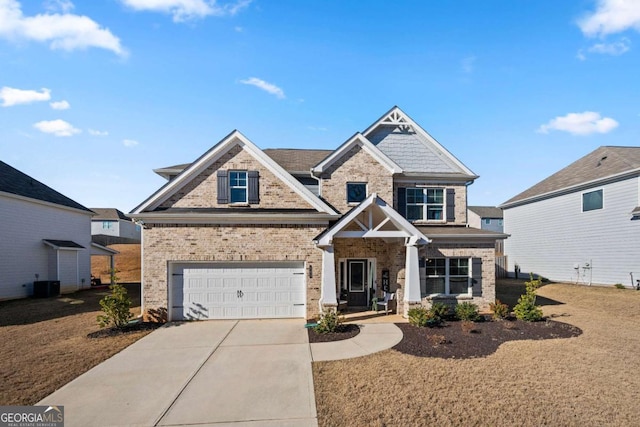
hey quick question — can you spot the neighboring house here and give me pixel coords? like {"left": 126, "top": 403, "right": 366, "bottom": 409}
{"left": 0, "top": 161, "right": 94, "bottom": 299}
{"left": 467, "top": 206, "right": 504, "bottom": 233}
{"left": 91, "top": 208, "right": 141, "bottom": 245}
{"left": 500, "top": 146, "right": 640, "bottom": 286}
{"left": 131, "top": 106, "right": 507, "bottom": 321}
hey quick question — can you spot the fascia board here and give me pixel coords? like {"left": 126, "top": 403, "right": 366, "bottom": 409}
{"left": 129, "top": 212, "right": 335, "bottom": 225}
{"left": 0, "top": 191, "right": 95, "bottom": 216}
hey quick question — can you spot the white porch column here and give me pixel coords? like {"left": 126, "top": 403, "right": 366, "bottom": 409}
{"left": 319, "top": 245, "right": 337, "bottom": 312}
{"left": 404, "top": 237, "right": 421, "bottom": 303}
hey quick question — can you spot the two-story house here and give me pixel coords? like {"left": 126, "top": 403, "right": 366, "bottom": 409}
{"left": 90, "top": 208, "right": 141, "bottom": 246}
{"left": 131, "top": 107, "right": 506, "bottom": 321}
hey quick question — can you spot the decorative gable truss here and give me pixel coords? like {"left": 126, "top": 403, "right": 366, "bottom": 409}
{"left": 131, "top": 130, "right": 338, "bottom": 220}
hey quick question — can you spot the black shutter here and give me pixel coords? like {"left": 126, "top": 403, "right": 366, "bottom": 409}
{"left": 471, "top": 257, "right": 482, "bottom": 297}
{"left": 248, "top": 170, "right": 259, "bottom": 204}
{"left": 397, "top": 187, "right": 406, "bottom": 218}
{"left": 217, "top": 170, "right": 228, "bottom": 204}
{"left": 446, "top": 188, "right": 455, "bottom": 222}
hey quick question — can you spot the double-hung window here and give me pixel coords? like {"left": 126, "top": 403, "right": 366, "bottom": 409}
{"left": 229, "top": 171, "right": 248, "bottom": 204}
{"left": 582, "top": 189, "right": 603, "bottom": 212}
{"left": 423, "top": 258, "right": 471, "bottom": 296}
{"left": 406, "top": 188, "right": 444, "bottom": 221}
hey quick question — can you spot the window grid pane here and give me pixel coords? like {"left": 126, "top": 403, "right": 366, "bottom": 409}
{"left": 229, "top": 171, "right": 248, "bottom": 203}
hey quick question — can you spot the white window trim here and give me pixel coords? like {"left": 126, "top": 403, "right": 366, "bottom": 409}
{"left": 423, "top": 257, "right": 472, "bottom": 297}
{"left": 229, "top": 170, "right": 248, "bottom": 205}
{"left": 346, "top": 182, "right": 368, "bottom": 205}
{"left": 406, "top": 187, "right": 446, "bottom": 223}
{"left": 581, "top": 188, "right": 604, "bottom": 213}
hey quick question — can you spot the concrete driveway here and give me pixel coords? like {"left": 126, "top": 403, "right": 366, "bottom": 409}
{"left": 39, "top": 320, "right": 317, "bottom": 427}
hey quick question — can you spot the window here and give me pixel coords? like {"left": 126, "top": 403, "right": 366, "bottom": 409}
{"left": 583, "top": 189, "right": 603, "bottom": 212}
{"left": 483, "top": 218, "right": 491, "bottom": 225}
{"left": 406, "top": 188, "right": 444, "bottom": 221}
{"left": 102, "top": 221, "right": 113, "bottom": 230}
{"left": 423, "top": 258, "right": 470, "bottom": 296}
{"left": 229, "top": 171, "right": 248, "bottom": 204}
{"left": 347, "top": 182, "right": 367, "bottom": 203}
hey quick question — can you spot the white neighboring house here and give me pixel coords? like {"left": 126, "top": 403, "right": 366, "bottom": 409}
{"left": 500, "top": 146, "right": 640, "bottom": 286}
{"left": 90, "top": 208, "right": 141, "bottom": 246}
{"left": 0, "top": 161, "right": 94, "bottom": 299}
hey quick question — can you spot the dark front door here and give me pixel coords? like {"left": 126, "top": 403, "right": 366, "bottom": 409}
{"left": 347, "top": 259, "right": 368, "bottom": 307}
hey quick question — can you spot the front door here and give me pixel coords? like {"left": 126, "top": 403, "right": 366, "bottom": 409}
{"left": 347, "top": 259, "right": 368, "bottom": 307}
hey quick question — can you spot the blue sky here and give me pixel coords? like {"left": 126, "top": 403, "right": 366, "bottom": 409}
{"left": 1, "top": 0, "right": 638, "bottom": 212}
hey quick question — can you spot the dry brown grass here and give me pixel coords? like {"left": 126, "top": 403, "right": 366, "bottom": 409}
{"left": 0, "top": 284, "right": 153, "bottom": 405}
{"left": 313, "top": 282, "right": 640, "bottom": 426}
{"left": 91, "top": 243, "right": 140, "bottom": 283}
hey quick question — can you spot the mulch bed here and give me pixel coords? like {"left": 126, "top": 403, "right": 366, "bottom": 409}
{"left": 394, "top": 318, "right": 582, "bottom": 359}
{"left": 87, "top": 321, "right": 162, "bottom": 339}
{"left": 308, "top": 324, "right": 360, "bottom": 343}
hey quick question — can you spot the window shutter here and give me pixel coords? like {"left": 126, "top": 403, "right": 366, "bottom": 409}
{"left": 397, "top": 187, "right": 406, "bottom": 218}
{"left": 248, "top": 170, "right": 260, "bottom": 204}
{"left": 471, "top": 257, "right": 482, "bottom": 297}
{"left": 446, "top": 188, "right": 455, "bottom": 222}
{"left": 217, "top": 170, "right": 228, "bottom": 204}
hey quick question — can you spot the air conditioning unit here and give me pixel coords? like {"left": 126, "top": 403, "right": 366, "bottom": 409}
{"left": 33, "top": 280, "right": 61, "bottom": 298}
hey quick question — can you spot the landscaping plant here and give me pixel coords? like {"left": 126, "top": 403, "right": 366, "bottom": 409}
{"left": 314, "top": 309, "right": 342, "bottom": 333}
{"left": 489, "top": 299, "right": 509, "bottom": 320}
{"left": 455, "top": 302, "right": 480, "bottom": 321}
{"left": 429, "top": 302, "right": 451, "bottom": 320}
{"left": 97, "top": 271, "right": 133, "bottom": 329}
{"left": 408, "top": 307, "right": 441, "bottom": 327}
{"left": 513, "top": 275, "right": 544, "bottom": 321}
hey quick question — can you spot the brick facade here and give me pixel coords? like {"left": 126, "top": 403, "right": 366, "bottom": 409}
{"left": 320, "top": 145, "right": 393, "bottom": 213}
{"left": 160, "top": 145, "right": 314, "bottom": 210}
{"left": 142, "top": 223, "right": 326, "bottom": 321}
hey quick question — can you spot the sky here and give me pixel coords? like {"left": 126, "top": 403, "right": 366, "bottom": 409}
{"left": 1, "top": 0, "right": 639, "bottom": 213}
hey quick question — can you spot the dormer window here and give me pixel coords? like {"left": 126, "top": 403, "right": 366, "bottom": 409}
{"left": 229, "top": 171, "right": 248, "bottom": 204}
{"left": 347, "top": 182, "right": 367, "bottom": 204}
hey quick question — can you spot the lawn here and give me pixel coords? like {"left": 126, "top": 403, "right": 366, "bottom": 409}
{"left": 0, "top": 284, "right": 155, "bottom": 405}
{"left": 313, "top": 281, "right": 640, "bottom": 426}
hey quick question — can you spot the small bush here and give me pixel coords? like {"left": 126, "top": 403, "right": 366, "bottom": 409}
{"left": 408, "top": 307, "right": 441, "bottom": 327}
{"left": 429, "top": 302, "right": 451, "bottom": 320}
{"left": 461, "top": 320, "right": 480, "bottom": 334}
{"left": 614, "top": 283, "right": 626, "bottom": 289}
{"left": 455, "top": 302, "right": 480, "bottom": 321}
{"left": 97, "top": 283, "right": 133, "bottom": 329}
{"left": 490, "top": 299, "right": 509, "bottom": 320}
{"left": 428, "top": 334, "right": 450, "bottom": 346}
{"left": 314, "top": 309, "right": 342, "bottom": 333}
{"left": 513, "top": 275, "right": 544, "bottom": 322}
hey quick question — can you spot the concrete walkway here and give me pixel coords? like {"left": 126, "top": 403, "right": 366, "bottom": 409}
{"left": 38, "top": 319, "right": 403, "bottom": 426}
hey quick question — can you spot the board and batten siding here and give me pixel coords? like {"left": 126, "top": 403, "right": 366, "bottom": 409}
{"left": 504, "top": 176, "right": 640, "bottom": 285}
{"left": 0, "top": 195, "right": 92, "bottom": 299}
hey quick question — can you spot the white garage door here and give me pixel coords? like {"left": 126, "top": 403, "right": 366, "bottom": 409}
{"left": 170, "top": 262, "right": 306, "bottom": 320}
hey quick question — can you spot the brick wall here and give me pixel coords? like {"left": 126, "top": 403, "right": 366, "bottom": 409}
{"left": 160, "top": 145, "right": 314, "bottom": 210}
{"left": 320, "top": 145, "right": 394, "bottom": 213}
{"left": 142, "top": 223, "right": 325, "bottom": 321}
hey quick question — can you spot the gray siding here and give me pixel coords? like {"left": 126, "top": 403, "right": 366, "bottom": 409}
{"left": 504, "top": 176, "right": 640, "bottom": 285}
{"left": 0, "top": 195, "right": 92, "bottom": 299}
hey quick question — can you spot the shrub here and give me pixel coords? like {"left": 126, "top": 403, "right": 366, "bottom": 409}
{"left": 614, "top": 283, "right": 626, "bottom": 289}
{"left": 454, "top": 302, "right": 480, "bottom": 321}
{"left": 408, "top": 307, "right": 441, "bottom": 327}
{"left": 314, "top": 309, "right": 342, "bottom": 333}
{"left": 513, "top": 275, "right": 544, "bottom": 322}
{"left": 490, "top": 299, "right": 509, "bottom": 320}
{"left": 460, "top": 320, "right": 479, "bottom": 334}
{"left": 97, "top": 283, "right": 133, "bottom": 329}
{"left": 429, "top": 302, "right": 451, "bottom": 320}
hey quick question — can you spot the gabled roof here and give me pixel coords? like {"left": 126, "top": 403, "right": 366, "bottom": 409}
{"left": 154, "top": 163, "right": 190, "bottom": 180}
{"left": 131, "top": 130, "right": 338, "bottom": 215}
{"left": 501, "top": 146, "right": 640, "bottom": 208}
{"left": 311, "top": 133, "right": 403, "bottom": 175}
{"left": 264, "top": 149, "right": 333, "bottom": 174}
{"left": 0, "top": 161, "right": 92, "bottom": 213}
{"left": 362, "top": 106, "right": 478, "bottom": 178}
{"left": 90, "top": 208, "right": 129, "bottom": 221}
{"left": 314, "top": 193, "right": 430, "bottom": 246}
{"left": 468, "top": 206, "right": 503, "bottom": 219}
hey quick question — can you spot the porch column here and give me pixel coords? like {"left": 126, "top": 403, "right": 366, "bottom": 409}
{"left": 404, "top": 237, "right": 421, "bottom": 303}
{"left": 319, "top": 245, "right": 337, "bottom": 313}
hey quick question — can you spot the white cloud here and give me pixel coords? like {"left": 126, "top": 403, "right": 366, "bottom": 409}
{"left": 122, "top": 138, "right": 139, "bottom": 147}
{"left": 120, "top": 0, "right": 251, "bottom": 22}
{"left": 0, "top": 0, "right": 127, "bottom": 56}
{"left": 0, "top": 86, "right": 51, "bottom": 106}
{"left": 239, "top": 77, "right": 285, "bottom": 99}
{"left": 88, "top": 128, "right": 108, "bottom": 136}
{"left": 33, "top": 119, "right": 81, "bottom": 136}
{"left": 461, "top": 55, "right": 476, "bottom": 73}
{"left": 588, "top": 37, "right": 630, "bottom": 55}
{"left": 537, "top": 111, "right": 619, "bottom": 136}
{"left": 44, "top": 0, "right": 74, "bottom": 13}
{"left": 578, "top": 0, "right": 640, "bottom": 37}
{"left": 50, "top": 99, "right": 70, "bottom": 110}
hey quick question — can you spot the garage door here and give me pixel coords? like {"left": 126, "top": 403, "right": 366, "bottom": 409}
{"left": 170, "top": 262, "right": 306, "bottom": 320}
